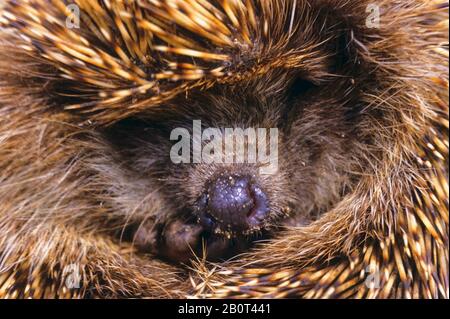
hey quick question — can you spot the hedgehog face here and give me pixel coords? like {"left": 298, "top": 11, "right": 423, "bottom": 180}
{"left": 101, "top": 69, "right": 356, "bottom": 262}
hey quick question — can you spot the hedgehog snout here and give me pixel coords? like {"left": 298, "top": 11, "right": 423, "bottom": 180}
{"left": 196, "top": 174, "right": 270, "bottom": 234}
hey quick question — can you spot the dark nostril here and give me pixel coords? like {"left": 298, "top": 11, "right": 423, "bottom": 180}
{"left": 202, "top": 174, "right": 269, "bottom": 232}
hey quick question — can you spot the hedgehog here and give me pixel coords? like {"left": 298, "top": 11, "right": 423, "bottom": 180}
{"left": 0, "top": 0, "right": 448, "bottom": 299}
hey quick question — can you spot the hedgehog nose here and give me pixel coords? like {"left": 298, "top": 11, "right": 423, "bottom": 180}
{"left": 199, "top": 175, "right": 269, "bottom": 232}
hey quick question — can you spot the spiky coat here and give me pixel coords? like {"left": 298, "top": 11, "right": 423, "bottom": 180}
{"left": 0, "top": 0, "right": 448, "bottom": 298}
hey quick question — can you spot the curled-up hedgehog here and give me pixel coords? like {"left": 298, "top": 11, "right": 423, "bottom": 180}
{"left": 0, "top": 0, "right": 448, "bottom": 298}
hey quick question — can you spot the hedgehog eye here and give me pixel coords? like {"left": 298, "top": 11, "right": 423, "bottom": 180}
{"left": 281, "top": 78, "right": 317, "bottom": 128}
{"left": 288, "top": 77, "right": 317, "bottom": 100}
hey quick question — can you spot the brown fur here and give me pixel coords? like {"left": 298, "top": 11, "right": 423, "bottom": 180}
{"left": 0, "top": 0, "right": 448, "bottom": 298}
